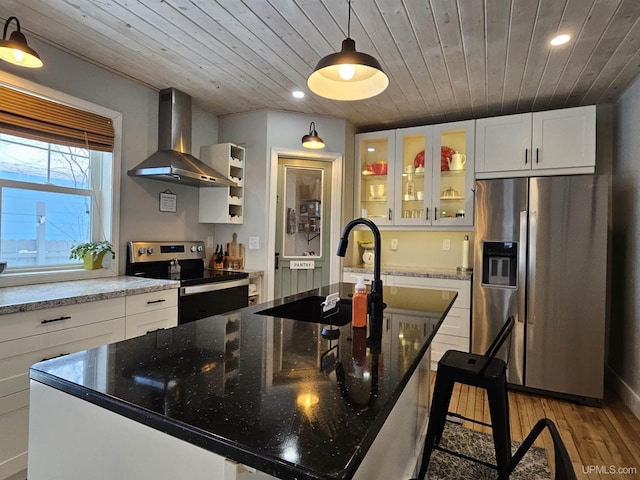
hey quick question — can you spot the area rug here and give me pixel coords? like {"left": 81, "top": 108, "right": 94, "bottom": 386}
{"left": 426, "top": 422, "right": 552, "bottom": 480}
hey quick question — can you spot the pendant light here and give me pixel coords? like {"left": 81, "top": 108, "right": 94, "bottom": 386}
{"left": 302, "top": 122, "right": 325, "bottom": 149}
{"left": 0, "top": 16, "right": 43, "bottom": 68}
{"left": 307, "top": 0, "right": 388, "bottom": 101}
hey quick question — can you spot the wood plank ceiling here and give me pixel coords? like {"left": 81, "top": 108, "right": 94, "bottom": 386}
{"left": 2, "top": 0, "right": 640, "bottom": 131}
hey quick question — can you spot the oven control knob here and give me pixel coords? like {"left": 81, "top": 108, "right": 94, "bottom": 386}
{"left": 197, "top": 245, "right": 203, "bottom": 252}
{"left": 190, "top": 245, "right": 197, "bottom": 252}
{"left": 138, "top": 247, "right": 146, "bottom": 256}
{"left": 147, "top": 247, "right": 154, "bottom": 254}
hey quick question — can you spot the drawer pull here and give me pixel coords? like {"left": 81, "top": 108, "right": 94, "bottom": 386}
{"left": 146, "top": 328, "right": 164, "bottom": 334}
{"left": 42, "top": 352, "right": 69, "bottom": 362}
{"left": 146, "top": 299, "right": 166, "bottom": 305}
{"left": 41, "top": 315, "right": 71, "bottom": 324}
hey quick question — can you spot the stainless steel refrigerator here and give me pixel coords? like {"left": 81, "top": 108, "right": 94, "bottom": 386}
{"left": 472, "top": 175, "right": 608, "bottom": 405}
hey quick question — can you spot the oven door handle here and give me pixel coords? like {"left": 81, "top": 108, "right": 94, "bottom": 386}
{"left": 180, "top": 278, "right": 250, "bottom": 296}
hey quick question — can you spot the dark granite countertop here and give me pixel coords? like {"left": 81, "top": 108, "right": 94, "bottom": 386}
{"left": 29, "top": 282, "right": 456, "bottom": 480}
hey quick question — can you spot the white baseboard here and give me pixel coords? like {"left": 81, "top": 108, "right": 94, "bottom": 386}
{"left": 605, "top": 364, "right": 640, "bottom": 420}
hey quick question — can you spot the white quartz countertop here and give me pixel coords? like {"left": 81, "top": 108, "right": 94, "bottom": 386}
{"left": 344, "top": 264, "right": 472, "bottom": 281}
{"left": 0, "top": 276, "right": 179, "bottom": 315}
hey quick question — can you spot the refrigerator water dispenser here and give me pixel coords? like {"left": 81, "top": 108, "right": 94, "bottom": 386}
{"left": 482, "top": 242, "right": 517, "bottom": 287}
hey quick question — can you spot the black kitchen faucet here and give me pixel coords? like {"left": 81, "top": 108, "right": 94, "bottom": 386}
{"left": 337, "top": 217, "right": 385, "bottom": 353}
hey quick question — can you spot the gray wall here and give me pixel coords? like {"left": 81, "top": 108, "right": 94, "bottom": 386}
{"left": 611, "top": 77, "right": 640, "bottom": 418}
{"left": 0, "top": 37, "right": 220, "bottom": 273}
{"left": 217, "top": 110, "right": 348, "bottom": 298}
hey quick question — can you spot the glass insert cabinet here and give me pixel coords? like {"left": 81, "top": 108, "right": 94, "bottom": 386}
{"left": 355, "top": 120, "right": 474, "bottom": 227}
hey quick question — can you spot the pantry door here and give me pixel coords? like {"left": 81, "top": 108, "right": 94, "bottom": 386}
{"left": 274, "top": 158, "right": 332, "bottom": 299}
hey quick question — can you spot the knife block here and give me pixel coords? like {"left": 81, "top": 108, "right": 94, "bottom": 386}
{"left": 209, "top": 255, "right": 224, "bottom": 269}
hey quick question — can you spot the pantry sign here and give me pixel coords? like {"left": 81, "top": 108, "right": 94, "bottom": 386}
{"left": 290, "top": 260, "right": 315, "bottom": 270}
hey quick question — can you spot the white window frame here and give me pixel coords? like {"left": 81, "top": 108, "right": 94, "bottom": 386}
{"left": 0, "top": 72, "right": 122, "bottom": 287}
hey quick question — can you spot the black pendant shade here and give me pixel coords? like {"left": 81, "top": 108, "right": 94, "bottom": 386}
{"left": 0, "top": 16, "right": 43, "bottom": 68}
{"left": 307, "top": 1, "right": 388, "bottom": 101}
{"left": 302, "top": 122, "right": 325, "bottom": 149}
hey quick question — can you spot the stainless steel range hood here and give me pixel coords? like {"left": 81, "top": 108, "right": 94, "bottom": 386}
{"left": 128, "top": 88, "right": 236, "bottom": 188}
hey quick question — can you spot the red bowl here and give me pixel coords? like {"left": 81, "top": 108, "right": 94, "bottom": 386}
{"left": 370, "top": 162, "right": 388, "bottom": 175}
{"left": 441, "top": 146, "right": 455, "bottom": 171}
{"left": 414, "top": 151, "right": 425, "bottom": 169}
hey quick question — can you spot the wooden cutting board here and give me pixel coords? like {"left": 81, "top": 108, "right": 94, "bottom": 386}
{"left": 225, "top": 232, "right": 244, "bottom": 269}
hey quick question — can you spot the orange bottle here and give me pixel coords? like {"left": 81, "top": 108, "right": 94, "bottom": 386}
{"left": 351, "top": 275, "right": 368, "bottom": 328}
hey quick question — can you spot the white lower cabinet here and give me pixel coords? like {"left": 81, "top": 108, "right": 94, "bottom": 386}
{"left": 0, "top": 288, "right": 178, "bottom": 480}
{"left": 125, "top": 290, "right": 178, "bottom": 339}
{"left": 0, "top": 297, "right": 127, "bottom": 480}
{"left": 341, "top": 271, "right": 388, "bottom": 285}
{"left": 384, "top": 275, "right": 471, "bottom": 370}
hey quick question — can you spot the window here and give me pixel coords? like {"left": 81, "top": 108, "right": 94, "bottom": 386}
{"left": 0, "top": 79, "right": 121, "bottom": 284}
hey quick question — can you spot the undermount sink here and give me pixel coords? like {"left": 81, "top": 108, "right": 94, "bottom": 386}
{"left": 256, "top": 295, "right": 352, "bottom": 326}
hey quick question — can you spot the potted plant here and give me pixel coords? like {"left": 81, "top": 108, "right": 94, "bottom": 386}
{"left": 69, "top": 241, "right": 116, "bottom": 270}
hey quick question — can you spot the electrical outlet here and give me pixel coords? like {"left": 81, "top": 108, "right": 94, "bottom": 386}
{"left": 391, "top": 238, "right": 398, "bottom": 251}
{"left": 206, "top": 236, "right": 214, "bottom": 248}
{"left": 442, "top": 239, "right": 451, "bottom": 251}
{"left": 249, "top": 236, "right": 259, "bottom": 250}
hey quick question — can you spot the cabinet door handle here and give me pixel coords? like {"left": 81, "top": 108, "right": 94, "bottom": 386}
{"left": 146, "top": 299, "right": 166, "bottom": 305}
{"left": 536, "top": 147, "right": 540, "bottom": 164}
{"left": 388, "top": 208, "right": 392, "bottom": 221}
{"left": 425, "top": 208, "right": 429, "bottom": 221}
{"left": 41, "top": 315, "right": 71, "bottom": 324}
{"left": 434, "top": 207, "right": 438, "bottom": 220}
{"left": 42, "top": 352, "right": 69, "bottom": 362}
{"left": 525, "top": 148, "right": 528, "bottom": 164}
{"left": 275, "top": 252, "right": 280, "bottom": 270}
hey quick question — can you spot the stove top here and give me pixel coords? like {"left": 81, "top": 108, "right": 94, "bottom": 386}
{"left": 126, "top": 241, "right": 248, "bottom": 285}
{"left": 131, "top": 267, "right": 249, "bottom": 285}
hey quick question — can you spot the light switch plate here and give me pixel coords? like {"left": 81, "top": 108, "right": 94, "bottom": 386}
{"left": 442, "top": 239, "right": 451, "bottom": 251}
{"left": 249, "top": 236, "right": 259, "bottom": 250}
{"left": 391, "top": 238, "right": 398, "bottom": 251}
{"left": 206, "top": 236, "right": 214, "bottom": 248}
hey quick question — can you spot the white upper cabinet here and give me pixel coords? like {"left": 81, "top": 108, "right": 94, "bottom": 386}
{"left": 199, "top": 143, "right": 245, "bottom": 224}
{"left": 430, "top": 121, "right": 475, "bottom": 227}
{"left": 356, "top": 120, "right": 475, "bottom": 228}
{"left": 356, "top": 130, "right": 396, "bottom": 226}
{"left": 475, "top": 105, "right": 596, "bottom": 178}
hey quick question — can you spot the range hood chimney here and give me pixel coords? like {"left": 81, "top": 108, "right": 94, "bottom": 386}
{"left": 128, "top": 88, "right": 236, "bottom": 187}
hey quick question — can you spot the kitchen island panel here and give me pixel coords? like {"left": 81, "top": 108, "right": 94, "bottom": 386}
{"left": 28, "top": 381, "right": 234, "bottom": 480}
{"left": 28, "top": 283, "right": 456, "bottom": 480}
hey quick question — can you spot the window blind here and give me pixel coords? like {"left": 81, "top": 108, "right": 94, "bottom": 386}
{"left": 0, "top": 85, "right": 114, "bottom": 152}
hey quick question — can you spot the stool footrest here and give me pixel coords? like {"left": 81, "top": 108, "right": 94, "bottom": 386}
{"left": 446, "top": 411, "right": 493, "bottom": 429}
{"left": 433, "top": 444, "right": 498, "bottom": 471}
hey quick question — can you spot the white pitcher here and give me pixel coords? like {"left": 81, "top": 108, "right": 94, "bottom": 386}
{"left": 448, "top": 152, "right": 466, "bottom": 171}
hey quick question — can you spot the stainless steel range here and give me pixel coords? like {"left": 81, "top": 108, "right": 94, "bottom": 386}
{"left": 126, "top": 241, "right": 249, "bottom": 324}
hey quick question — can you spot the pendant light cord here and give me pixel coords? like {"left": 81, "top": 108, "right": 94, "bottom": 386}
{"left": 347, "top": 0, "right": 351, "bottom": 38}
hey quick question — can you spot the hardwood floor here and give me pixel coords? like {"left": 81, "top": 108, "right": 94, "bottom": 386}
{"left": 435, "top": 375, "right": 640, "bottom": 479}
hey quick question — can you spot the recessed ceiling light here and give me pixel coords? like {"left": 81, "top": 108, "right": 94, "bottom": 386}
{"left": 550, "top": 34, "right": 571, "bottom": 46}
{"left": 292, "top": 90, "right": 305, "bottom": 99}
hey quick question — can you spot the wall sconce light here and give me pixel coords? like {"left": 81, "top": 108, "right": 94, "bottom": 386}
{"left": 0, "top": 16, "right": 43, "bottom": 68}
{"left": 307, "top": 0, "right": 388, "bottom": 101}
{"left": 302, "top": 122, "right": 325, "bottom": 149}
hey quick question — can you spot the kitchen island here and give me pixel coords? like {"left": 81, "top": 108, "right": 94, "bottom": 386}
{"left": 28, "top": 282, "right": 456, "bottom": 480}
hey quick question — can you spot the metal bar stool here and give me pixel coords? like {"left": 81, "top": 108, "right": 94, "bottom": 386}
{"left": 497, "top": 418, "right": 577, "bottom": 480}
{"left": 416, "top": 316, "right": 515, "bottom": 479}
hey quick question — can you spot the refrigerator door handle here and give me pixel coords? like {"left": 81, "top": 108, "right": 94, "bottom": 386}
{"left": 528, "top": 210, "right": 537, "bottom": 325}
{"left": 518, "top": 210, "right": 528, "bottom": 323}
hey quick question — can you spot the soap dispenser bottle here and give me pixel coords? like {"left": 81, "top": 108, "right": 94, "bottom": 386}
{"left": 351, "top": 275, "right": 368, "bottom": 328}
